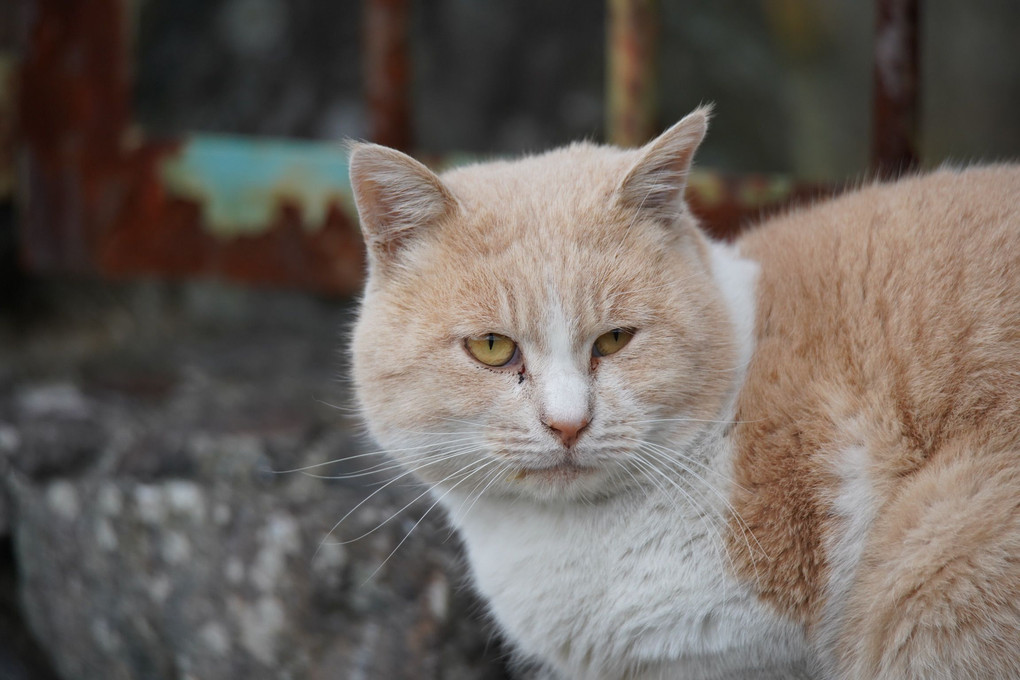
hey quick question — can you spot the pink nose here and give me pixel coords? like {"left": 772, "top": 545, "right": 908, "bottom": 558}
{"left": 543, "top": 417, "right": 590, "bottom": 448}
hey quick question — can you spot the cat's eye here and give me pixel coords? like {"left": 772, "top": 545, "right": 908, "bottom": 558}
{"left": 465, "top": 333, "right": 518, "bottom": 367}
{"left": 593, "top": 328, "right": 634, "bottom": 357}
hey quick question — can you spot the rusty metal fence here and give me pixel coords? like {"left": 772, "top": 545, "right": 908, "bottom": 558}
{"left": 11, "top": 0, "right": 919, "bottom": 297}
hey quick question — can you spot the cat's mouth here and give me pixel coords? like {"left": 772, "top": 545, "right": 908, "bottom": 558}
{"left": 512, "top": 461, "right": 597, "bottom": 483}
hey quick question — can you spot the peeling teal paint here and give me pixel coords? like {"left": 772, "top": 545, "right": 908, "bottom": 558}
{"left": 161, "top": 134, "right": 355, "bottom": 238}
{"left": 159, "top": 135, "right": 808, "bottom": 241}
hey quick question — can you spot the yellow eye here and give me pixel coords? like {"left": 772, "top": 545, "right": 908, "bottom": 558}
{"left": 593, "top": 328, "right": 633, "bottom": 357}
{"left": 465, "top": 333, "right": 518, "bottom": 367}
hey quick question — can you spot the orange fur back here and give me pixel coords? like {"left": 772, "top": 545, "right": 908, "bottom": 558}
{"left": 729, "top": 166, "right": 1020, "bottom": 677}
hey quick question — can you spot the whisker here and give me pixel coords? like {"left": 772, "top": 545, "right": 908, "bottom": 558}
{"left": 630, "top": 448, "right": 745, "bottom": 578}
{"left": 610, "top": 458, "right": 646, "bottom": 492}
{"left": 363, "top": 458, "right": 499, "bottom": 583}
{"left": 313, "top": 443, "right": 484, "bottom": 558}
{"left": 270, "top": 435, "right": 478, "bottom": 475}
{"left": 390, "top": 427, "right": 481, "bottom": 437}
{"left": 628, "top": 451, "right": 711, "bottom": 531}
{"left": 638, "top": 441, "right": 770, "bottom": 572}
{"left": 620, "top": 435, "right": 757, "bottom": 499}
{"left": 434, "top": 415, "right": 485, "bottom": 428}
{"left": 627, "top": 416, "right": 766, "bottom": 426}
{"left": 271, "top": 450, "right": 388, "bottom": 475}
{"left": 620, "top": 435, "right": 734, "bottom": 485}
{"left": 332, "top": 453, "right": 490, "bottom": 548}
{"left": 314, "top": 398, "right": 361, "bottom": 414}
{"left": 362, "top": 447, "right": 490, "bottom": 491}
{"left": 455, "top": 460, "right": 516, "bottom": 529}
{"left": 300, "top": 441, "right": 483, "bottom": 480}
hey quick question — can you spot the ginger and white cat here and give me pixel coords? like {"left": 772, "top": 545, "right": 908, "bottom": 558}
{"left": 348, "top": 107, "right": 1020, "bottom": 679}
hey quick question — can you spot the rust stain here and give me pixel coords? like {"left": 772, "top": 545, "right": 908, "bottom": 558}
{"left": 100, "top": 196, "right": 365, "bottom": 293}
{"left": 19, "top": 0, "right": 365, "bottom": 295}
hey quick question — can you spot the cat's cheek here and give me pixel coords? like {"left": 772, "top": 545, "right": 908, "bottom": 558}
{"left": 433, "top": 362, "right": 523, "bottom": 425}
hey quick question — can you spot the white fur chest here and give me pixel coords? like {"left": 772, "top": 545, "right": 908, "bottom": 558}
{"left": 442, "top": 481, "right": 810, "bottom": 679}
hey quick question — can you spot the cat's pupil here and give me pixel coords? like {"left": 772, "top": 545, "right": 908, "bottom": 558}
{"left": 487, "top": 334, "right": 495, "bottom": 350}
{"left": 613, "top": 329, "right": 620, "bottom": 342}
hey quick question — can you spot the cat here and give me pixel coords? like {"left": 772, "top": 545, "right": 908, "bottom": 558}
{"left": 347, "top": 106, "right": 1020, "bottom": 680}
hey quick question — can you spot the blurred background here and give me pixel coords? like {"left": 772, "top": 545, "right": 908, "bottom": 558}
{"left": 1, "top": 1, "right": 1018, "bottom": 678}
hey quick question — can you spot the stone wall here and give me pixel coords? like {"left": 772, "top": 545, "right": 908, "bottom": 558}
{"left": 0, "top": 281, "right": 517, "bottom": 679}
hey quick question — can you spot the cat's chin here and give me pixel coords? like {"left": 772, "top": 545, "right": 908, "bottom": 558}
{"left": 498, "top": 461, "right": 632, "bottom": 503}
{"left": 512, "top": 461, "right": 597, "bottom": 484}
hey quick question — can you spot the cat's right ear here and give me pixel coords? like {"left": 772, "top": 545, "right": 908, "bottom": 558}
{"left": 348, "top": 142, "right": 458, "bottom": 270}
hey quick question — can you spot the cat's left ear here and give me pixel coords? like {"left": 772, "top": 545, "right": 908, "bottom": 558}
{"left": 348, "top": 142, "right": 459, "bottom": 269}
{"left": 614, "top": 105, "right": 711, "bottom": 224}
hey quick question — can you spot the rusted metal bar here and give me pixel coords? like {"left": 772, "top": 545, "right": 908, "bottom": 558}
{"left": 871, "top": 0, "right": 921, "bottom": 179}
{"left": 0, "top": 55, "right": 15, "bottom": 201}
{"left": 18, "top": 0, "right": 134, "bottom": 272}
{"left": 607, "top": 0, "right": 659, "bottom": 147}
{"left": 364, "top": 0, "right": 413, "bottom": 151}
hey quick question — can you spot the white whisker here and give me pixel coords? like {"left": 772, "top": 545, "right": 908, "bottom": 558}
{"left": 455, "top": 460, "right": 516, "bottom": 527}
{"left": 620, "top": 434, "right": 754, "bottom": 498}
{"left": 363, "top": 457, "right": 499, "bottom": 583}
{"left": 630, "top": 447, "right": 745, "bottom": 578}
{"left": 627, "top": 416, "right": 765, "bottom": 426}
{"left": 301, "top": 441, "right": 483, "bottom": 481}
{"left": 314, "top": 398, "right": 360, "bottom": 413}
{"left": 636, "top": 440, "right": 770, "bottom": 577}
{"left": 331, "top": 453, "right": 489, "bottom": 548}
{"left": 270, "top": 436, "right": 477, "bottom": 475}
{"left": 314, "top": 442, "right": 484, "bottom": 558}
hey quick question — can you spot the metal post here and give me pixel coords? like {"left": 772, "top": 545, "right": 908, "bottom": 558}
{"left": 364, "top": 0, "right": 413, "bottom": 151}
{"left": 607, "top": 0, "right": 659, "bottom": 147}
{"left": 871, "top": 0, "right": 920, "bottom": 179}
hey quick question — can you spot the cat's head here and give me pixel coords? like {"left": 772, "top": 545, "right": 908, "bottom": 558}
{"left": 349, "top": 107, "right": 741, "bottom": 502}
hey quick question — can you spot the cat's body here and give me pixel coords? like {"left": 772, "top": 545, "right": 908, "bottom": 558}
{"left": 731, "top": 166, "right": 1020, "bottom": 678}
{"left": 348, "top": 109, "right": 1020, "bottom": 679}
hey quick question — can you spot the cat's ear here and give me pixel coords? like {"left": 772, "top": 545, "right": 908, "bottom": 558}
{"left": 348, "top": 142, "right": 458, "bottom": 268}
{"left": 614, "top": 105, "right": 711, "bottom": 224}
